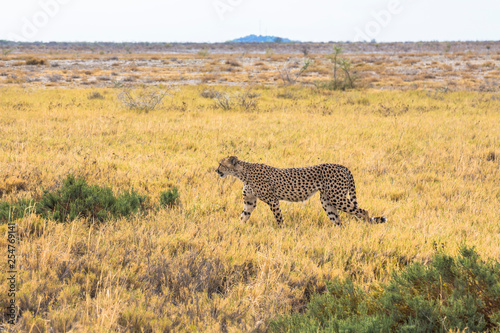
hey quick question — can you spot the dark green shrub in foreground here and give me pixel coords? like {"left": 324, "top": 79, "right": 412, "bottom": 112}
{"left": 269, "top": 246, "right": 500, "bottom": 333}
{"left": 37, "top": 175, "right": 146, "bottom": 223}
{"left": 159, "top": 187, "right": 180, "bottom": 207}
{"left": 0, "top": 199, "right": 37, "bottom": 223}
{"left": 0, "top": 175, "right": 146, "bottom": 224}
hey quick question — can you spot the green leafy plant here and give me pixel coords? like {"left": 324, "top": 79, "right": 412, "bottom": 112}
{"left": 37, "top": 175, "right": 146, "bottom": 223}
{"left": 269, "top": 246, "right": 500, "bottom": 332}
{"left": 315, "top": 46, "right": 357, "bottom": 91}
{"left": 0, "top": 175, "right": 146, "bottom": 224}
{"left": 0, "top": 199, "right": 36, "bottom": 223}
{"left": 159, "top": 187, "right": 180, "bottom": 207}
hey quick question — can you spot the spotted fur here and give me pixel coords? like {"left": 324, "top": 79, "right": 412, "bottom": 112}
{"left": 216, "top": 156, "right": 387, "bottom": 226}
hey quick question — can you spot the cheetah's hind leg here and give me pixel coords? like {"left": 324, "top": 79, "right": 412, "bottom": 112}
{"left": 320, "top": 192, "right": 342, "bottom": 227}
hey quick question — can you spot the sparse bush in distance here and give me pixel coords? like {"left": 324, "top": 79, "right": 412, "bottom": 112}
{"left": 47, "top": 74, "right": 62, "bottom": 82}
{"left": 197, "top": 48, "right": 209, "bottom": 57}
{"left": 2, "top": 48, "right": 14, "bottom": 56}
{"left": 25, "top": 57, "right": 47, "bottom": 66}
{"left": 278, "top": 58, "right": 312, "bottom": 85}
{"left": 315, "top": 46, "right": 357, "bottom": 90}
{"left": 159, "top": 187, "right": 180, "bottom": 207}
{"left": 213, "top": 91, "right": 234, "bottom": 110}
{"left": 212, "top": 89, "right": 260, "bottom": 111}
{"left": 269, "top": 246, "right": 500, "bottom": 333}
{"left": 225, "top": 59, "right": 241, "bottom": 67}
{"left": 200, "top": 88, "right": 218, "bottom": 99}
{"left": 236, "top": 90, "right": 260, "bottom": 111}
{"left": 87, "top": 91, "right": 105, "bottom": 100}
{"left": 118, "top": 87, "right": 170, "bottom": 112}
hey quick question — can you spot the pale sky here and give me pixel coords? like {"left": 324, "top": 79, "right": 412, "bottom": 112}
{"left": 1, "top": 0, "right": 499, "bottom": 43}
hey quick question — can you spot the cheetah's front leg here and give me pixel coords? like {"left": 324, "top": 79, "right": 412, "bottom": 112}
{"left": 265, "top": 198, "right": 283, "bottom": 226}
{"left": 241, "top": 185, "right": 257, "bottom": 223}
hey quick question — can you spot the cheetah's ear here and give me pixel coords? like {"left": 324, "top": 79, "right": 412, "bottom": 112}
{"left": 228, "top": 156, "right": 238, "bottom": 166}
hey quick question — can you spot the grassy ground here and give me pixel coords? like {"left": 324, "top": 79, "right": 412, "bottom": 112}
{"left": 0, "top": 84, "right": 499, "bottom": 331}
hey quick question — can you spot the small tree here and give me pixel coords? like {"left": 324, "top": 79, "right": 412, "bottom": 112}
{"left": 316, "top": 46, "right": 357, "bottom": 90}
{"left": 2, "top": 48, "right": 14, "bottom": 56}
{"left": 278, "top": 58, "right": 312, "bottom": 85}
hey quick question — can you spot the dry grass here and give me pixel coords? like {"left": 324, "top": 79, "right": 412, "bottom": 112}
{"left": 0, "top": 84, "right": 499, "bottom": 331}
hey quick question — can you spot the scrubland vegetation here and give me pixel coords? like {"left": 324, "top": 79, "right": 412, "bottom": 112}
{"left": 1, "top": 42, "right": 500, "bottom": 332}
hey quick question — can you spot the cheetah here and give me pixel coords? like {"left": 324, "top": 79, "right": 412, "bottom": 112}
{"left": 216, "top": 156, "right": 386, "bottom": 226}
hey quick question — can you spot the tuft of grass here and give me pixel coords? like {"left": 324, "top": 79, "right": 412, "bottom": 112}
{"left": 0, "top": 177, "right": 27, "bottom": 196}
{"left": 159, "top": 187, "right": 180, "bottom": 207}
{"left": 87, "top": 91, "right": 105, "bottom": 100}
{"left": 269, "top": 246, "right": 500, "bottom": 332}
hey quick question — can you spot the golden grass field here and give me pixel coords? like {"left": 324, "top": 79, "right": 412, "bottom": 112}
{"left": 0, "top": 43, "right": 500, "bottom": 332}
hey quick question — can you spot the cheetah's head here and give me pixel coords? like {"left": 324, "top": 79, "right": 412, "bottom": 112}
{"left": 216, "top": 156, "right": 242, "bottom": 178}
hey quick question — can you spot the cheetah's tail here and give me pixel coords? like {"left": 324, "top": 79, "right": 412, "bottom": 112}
{"left": 370, "top": 216, "right": 387, "bottom": 224}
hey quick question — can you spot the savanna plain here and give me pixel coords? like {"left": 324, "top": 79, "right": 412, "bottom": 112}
{"left": 1, "top": 41, "right": 500, "bottom": 332}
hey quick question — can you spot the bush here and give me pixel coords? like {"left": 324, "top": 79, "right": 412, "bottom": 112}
{"left": 159, "top": 187, "right": 179, "bottom": 207}
{"left": 269, "top": 246, "right": 500, "bottom": 333}
{"left": 278, "top": 58, "right": 312, "bottom": 85}
{"left": 0, "top": 175, "right": 146, "bottom": 224}
{"left": 200, "top": 89, "right": 218, "bottom": 99}
{"left": 212, "top": 90, "right": 260, "bottom": 111}
{"left": 315, "top": 46, "right": 357, "bottom": 91}
{"left": 87, "top": 91, "right": 104, "bottom": 100}
{"left": 0, "top": 199, "right": 36, "bottom": 223}
{"left": 213, "top": 92, "right": 234, "bottom": 110}
{"left": 118, "top": 87, "right": 170, "bottom": 112}
{"left": 37, "top": 175, "right": 146, "bottom": 223}
{"left": 25, "top": 57, "right": 47, "bottom": 66}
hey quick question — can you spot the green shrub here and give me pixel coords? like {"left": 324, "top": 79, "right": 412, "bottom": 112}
{"left": 159, "top": 187, "right": 179, "bottom": 207}
{"left": 269, "top": 246, "right": 500, "bottom": 333}
{"left": 314, "top": 46, "right": 357, "bottom": 91}
{"left": 0, "top": 199, "right": 37, "bottom": 223}
{"left": 37, "top": 175, "right": 146, "bottom": 223}
{"left": 0, "top": 175, "right": 146, "bottom": 224}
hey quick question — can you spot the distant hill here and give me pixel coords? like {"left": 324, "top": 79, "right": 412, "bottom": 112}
{"left": 230, "top": 34, "right": 297, "bottom": 43}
